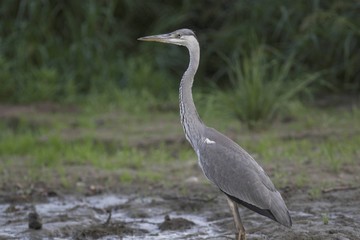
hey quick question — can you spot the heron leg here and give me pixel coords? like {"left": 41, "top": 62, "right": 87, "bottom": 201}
{"left": 227, "top": 197, "right": 246, "bottom": 240}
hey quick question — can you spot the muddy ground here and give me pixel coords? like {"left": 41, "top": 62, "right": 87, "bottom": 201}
{"left": 0, "top": 103, "right": 359, "bottom": 239}
{"left": 1, "top": 181, "right": 359, "bottom": 239}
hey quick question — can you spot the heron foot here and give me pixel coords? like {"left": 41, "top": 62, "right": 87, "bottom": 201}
{"left": 227, "top": 197, "right": 246, "bottom": 240}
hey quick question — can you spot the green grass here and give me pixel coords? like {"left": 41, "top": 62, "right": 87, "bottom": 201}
{"left": 308, "top": 187, "right": 322, "bottom": 199}
{"left": 0, "top": 107, "right": 191, "bottom": 189}
{"left": 0, "top": 130, "right": 180, "bottom": 170}
{"left": 0, "top": 94, "right": 358, "bottom": 193}
{"left": 322, "top": 213, "right": 329, "bottom": 225}
{"left": 241, "top": 130, "right": 358, "bottom": 176}
{"left": 119, "top": 171, "right": 134, "bottom": 183}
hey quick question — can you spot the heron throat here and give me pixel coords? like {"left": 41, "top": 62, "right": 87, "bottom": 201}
{"left": 179, "top": 41, "right": 204, "bottom": 151}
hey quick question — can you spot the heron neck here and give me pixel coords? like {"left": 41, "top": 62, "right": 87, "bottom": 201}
{"left": 179, "top": 42, "right": 204, "bottom": 149}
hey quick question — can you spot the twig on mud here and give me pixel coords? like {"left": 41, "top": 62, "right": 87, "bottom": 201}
{"left": 103, "top": 209, "right": 112, "bottom": 225}
{"left": 206, "top": 234, "right": 233, "bottom": 239}
{"left": 322, "top": 185, "right": 359, "bottom": 193}
{"left": 124, "top": 196, "right": 139, "bottom": 205}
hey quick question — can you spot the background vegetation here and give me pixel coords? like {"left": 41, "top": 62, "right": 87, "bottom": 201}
{"left": 0, "top": 0, "right": 359, "bottom": 125}
{"left": 0, "top": 0, "right": 359, "bottom": 200}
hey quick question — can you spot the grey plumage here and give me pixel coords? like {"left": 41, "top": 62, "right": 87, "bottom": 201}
{"left": 199, "top": 127, "right": 292, "bottom": 227}
{"left": 138, "top": 28, "right": 292, "bottom": 239}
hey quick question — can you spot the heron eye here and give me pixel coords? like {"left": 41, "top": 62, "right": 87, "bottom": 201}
{"left": 175, "top": 33, "right": 181, "bottom": 38}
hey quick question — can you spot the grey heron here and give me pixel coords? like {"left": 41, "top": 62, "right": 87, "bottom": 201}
{"left": 138, "top": 29, "right": 292, "bottom": 240}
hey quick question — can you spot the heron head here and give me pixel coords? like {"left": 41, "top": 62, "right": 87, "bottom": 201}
{"left": 138, "top": 28, "right": 197, "bottom": 47}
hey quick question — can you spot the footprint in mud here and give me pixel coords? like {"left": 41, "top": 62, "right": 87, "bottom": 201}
{"left": 158, "top": 214, "right": 195, "bottom": 231}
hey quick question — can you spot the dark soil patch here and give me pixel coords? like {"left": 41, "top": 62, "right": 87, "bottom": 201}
{"left": 158, "top": 214, "right": 195, "bottom": 231}
{"left": 73, "top": 222, "right": 148, "bottom": 240}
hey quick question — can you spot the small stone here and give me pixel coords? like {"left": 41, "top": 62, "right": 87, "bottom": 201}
{"left": 184, "top": 176, "right": 199, "bottom": 183}
{"left": 28, "top": 212, "right": 42, "bottom": 230}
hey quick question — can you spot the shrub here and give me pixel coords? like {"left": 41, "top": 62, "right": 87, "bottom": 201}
{"left": 220, "top": 46, "right": 320, "bottom": 128}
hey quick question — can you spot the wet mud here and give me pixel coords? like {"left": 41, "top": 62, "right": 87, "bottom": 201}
{"left": 0, "top": 185, "right": 359, "bottom": 240}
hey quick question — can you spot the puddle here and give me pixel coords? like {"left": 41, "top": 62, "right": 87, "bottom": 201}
{"left": 0, "top": 187, "right": 359, "bottom": 239}
{"left": 0, "top": 194, "right": 227, "bottom": 240}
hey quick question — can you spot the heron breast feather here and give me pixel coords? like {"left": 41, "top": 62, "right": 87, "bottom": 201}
{"left": 204, "top": 138, "right": 216, "bottom": 144}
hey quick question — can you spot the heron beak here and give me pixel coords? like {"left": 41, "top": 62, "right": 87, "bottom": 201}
{"left": 138, "top": 33, "right": 172, "bottom": 43}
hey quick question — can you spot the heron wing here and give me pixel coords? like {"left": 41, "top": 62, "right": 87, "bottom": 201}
{"left": 197, "top": 127, "right": 291, "bottom": 227}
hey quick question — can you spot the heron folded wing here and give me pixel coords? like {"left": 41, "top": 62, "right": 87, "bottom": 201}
{"left": 198, "top": 127, "right": 291, "bottom": 227}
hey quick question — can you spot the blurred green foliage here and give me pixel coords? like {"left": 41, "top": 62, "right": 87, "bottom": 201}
{"left": 221, "top": 46, "right": 320, "bottom": 128}
{"left": 0, "top": 0, "right": 359, "bottom": 104}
